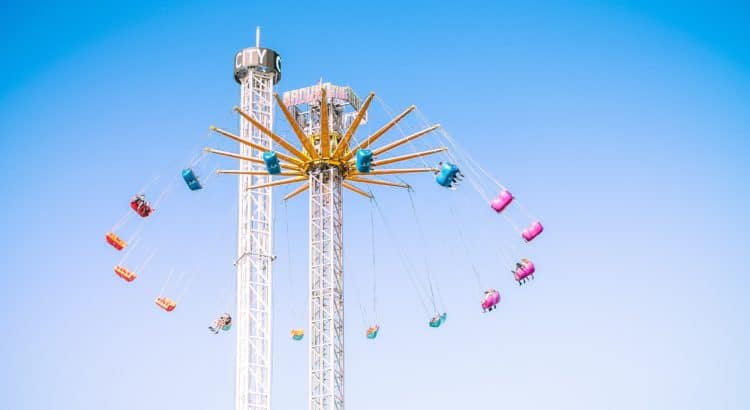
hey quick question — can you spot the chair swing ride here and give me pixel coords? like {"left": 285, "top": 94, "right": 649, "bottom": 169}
{"left": 102, "top": 84, "right": 544, "bottom": 327}
{"left": 100, "top": 32, "right": 545, "bottom": 410}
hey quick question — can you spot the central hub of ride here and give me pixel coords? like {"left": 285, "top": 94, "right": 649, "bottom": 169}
{"left": 305, "top": 159, "right": 349, "bottom": 176}
{"left": 283, "top": 82, "right": 366, "bottom": 176}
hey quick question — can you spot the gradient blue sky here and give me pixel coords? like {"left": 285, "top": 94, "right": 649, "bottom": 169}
{"left": 1, "top": 1, "right": 748, "bottom": 409}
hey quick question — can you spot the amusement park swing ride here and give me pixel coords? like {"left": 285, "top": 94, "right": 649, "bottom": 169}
{"left": 103, "top": 28, "right": 543, "bottom": 410}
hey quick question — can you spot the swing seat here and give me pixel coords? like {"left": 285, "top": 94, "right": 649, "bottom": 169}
{"left": 356, "top": 149, "right": 373, "bottom": 173}
{"left": 114, "top": 265, "right": 136, "bottom": 282}
{"left": 209, "top": 314, "right": 231, "bottom": 333}
{"left": 366, "top": 325, "right": 379, "bottom": 339}
{"left": 181, "top": 168, "right": 202, "bottom": 191}
{"left": 429, "top": 313, "right": 447, "bottom": 327}
{"left": 514, "top": 259, "right": 536, "bottom": 282}
{"left": 481, "top": 289, "right": 501, "bottom": 311}
{"left": 263, "top": 151, "right": 282, "bottom": 175}
{"left": 222, "top": 314, "right": 232, "bottom": 331}
{"left": 130, "top": 195, "right": 153, "bottom": 217}
{"left": 490, "top": 190, "right": 513, "bottom": 213}
{"left": 106, "top": 232, "right": 127, "bottom": 251}
{"left": 155, "top": 296, "right": 176, "bottom": 312}
{"left": 521, "top": 220, "right": 543, "bottom": 242}
{"left": 291, "top": 329, "right": 304, "bottom": 341}
{"left": 436, "top": 163, "right": 461, "bottom": 188}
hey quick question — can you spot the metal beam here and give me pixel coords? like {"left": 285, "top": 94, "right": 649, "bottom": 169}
{"left": 346, "top": 176, "right": 410, "bottom": 189}
{"left": 248, "top": 176, "right": 308, "bottom": 190}
{"left": 204, "top": 147, "right": 298, "bottom": 171}
{"left": 371, "top": 124, "right": 441, "bottom": 156}
{"left": 342, "top": 182, "right": 373, "bottom": 198}
{"left": 283, "top": 182, "right": 310, "bottom": 200}
{"left": 343, "top": 105, "right": 416, "bottom": 161}
{"left": 371, "top": 147, "right": 447, "bottom": 167}
{"left": 357, "top": 167, "right": 438, "bottom": 176}
{"left": 274, "top": 93, "right": 319, "bottom": 160}
{"left": 320, "top": 87, "right": 330, "bottom": 157}
{"left": 210, "top": 126, "right": 305, "bottom": 167}
{"left": 234, "top": 106, "right": 311, "bottom": 161}
{"left": 331, "top": 92, "right": 375, "bottom": 159}
{"left": 218, "top": 170, "right": 303, "bottom": 176}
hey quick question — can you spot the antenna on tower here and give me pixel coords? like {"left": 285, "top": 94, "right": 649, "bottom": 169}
{"left": 256, "top": 26, "right": 261, "bottom": 48}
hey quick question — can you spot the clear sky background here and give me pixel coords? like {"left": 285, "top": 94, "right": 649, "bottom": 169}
{"left": 1, "top": 1, "right": 748, "bottom": 409}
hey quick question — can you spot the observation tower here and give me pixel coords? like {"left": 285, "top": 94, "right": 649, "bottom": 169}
{"left": 231, "top": 27, "right": 281, "bottom": 410}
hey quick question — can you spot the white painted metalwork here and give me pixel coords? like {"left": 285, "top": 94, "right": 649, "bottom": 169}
{"left": 235, "top": 63, "right": 275, "bottom": 410}
{"left": 180, "top": 18, "right": 453, "bottom": 410}
{"left": 209, "top": 72, "right": 430, "bottom": 410}
{"left": 308, "top": 166, "right": 344, "bottom": 410}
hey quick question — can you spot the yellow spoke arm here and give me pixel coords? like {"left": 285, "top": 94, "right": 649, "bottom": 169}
{"left": 371, "top": 124, "right": 441, "bottom": 156}
{"left": 344, "top": 105, "right": 416, "bottom": 161}
{"left": 283, "top": 182, "right": 310, "bottom": 200}
{"left": 332, "top": 92, "right": 375, "bottom": 158}
{"left": 347, "top": 176, "right": 410, "bottom": 189}
{"left": 247, "top": 176, "right": 308, "bottom": 190}
{"left": 320, "top": 87, "right": 330, "bottom": 157}
{"left": 217, "top": 170, "right": 303, "bottom": 176}
{"left": 371, "top": 147, "right": 447, "bottom": 167}
{"left": 360, "top": 167, "right": 438, "bottom": 176}
{"left": 234, "top": 107, "right": 310, "bottom": 161}
{"left": 342, "top": 182, "right": 373, "bottom": 198}
{"left": 274, "top": 93, "right": 319, "bottom": 160}
{"left": 210, "top": 126, "right": 304, "bottom": 167}
{"left": 204, "top": 148, "right": 298, "bottom": 171}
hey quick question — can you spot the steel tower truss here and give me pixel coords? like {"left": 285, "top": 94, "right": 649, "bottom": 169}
{"left": 209, "top": 77, "right": 444, "bottom": 410}
{"left": 309, "top": 166, "right": 344, "bottom": 409}
{"left": 236, "top": 70, "right": 275, "bottom": 410}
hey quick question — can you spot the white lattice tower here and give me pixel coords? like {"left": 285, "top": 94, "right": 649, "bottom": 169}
{"left": 309, "top": 166, "right": 345, "bottom": 410}
{"left": 233, "top": 29, "right": 282, "bottom": 410}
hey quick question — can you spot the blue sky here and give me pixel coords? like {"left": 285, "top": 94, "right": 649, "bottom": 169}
{"left": 1, "top": 1, "right": 748, "bottom": 409}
